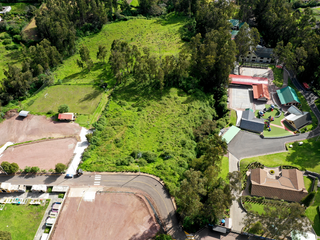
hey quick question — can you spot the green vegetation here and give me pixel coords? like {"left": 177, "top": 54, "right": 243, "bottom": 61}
{"left": 226, "top": 109, "right": 237, "bottom": 127}
{"left": 240, "top": 138, "right": 320, "bottom": 173}
{"left": 270, "top": 65, "right": 283, "bottom": 87}
{"left": 304, "top": 176, "right": 314, "bottom": 193}
{"left": 219, "top": 157, "right": 229, "bottom": 182}
{"left": 306, "top": 190, "right": 320, "bottom": 235}
{"left": 244, "top": 202, "right": 267, "bottom": 215}
{"left": 54, "top": 14, "right": 187, "bottom": 84}
{"left": 1, "top": 2, "right": 38, "bottom": 14}
{"left": 55, "top": 163, "right": 67, "bottom": 173}
{"left": 26, "top": 85, "right": 103, "bottom": 114}
{"left": 288, "top": 79, "right": 318, "bottom": 131}
{"left": 0, "top": 201, "right": 49, "bottom": 240}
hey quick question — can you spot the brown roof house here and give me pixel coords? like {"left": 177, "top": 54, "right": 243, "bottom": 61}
{"left": 250, "top": 168, "right": 308, "bottom": 202}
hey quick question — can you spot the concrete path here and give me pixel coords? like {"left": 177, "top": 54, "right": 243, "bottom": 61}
{"left": 0, "top": 142, "right": 14, "bottom": 156}
{"left": 66, "top": 127, "right": 92, "bottom": 175}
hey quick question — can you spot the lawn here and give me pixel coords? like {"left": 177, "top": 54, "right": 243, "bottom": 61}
{"left": 288, "top": 79, "right": 318, "bottom": 131}
{"left": 54, "top": 13, "right": 188, "bottom": 84}
{"left": 306, "top": 190, "right": 320, "bottom": 236}
{"left": 0, "top": 201, "right": 49, "bottom": 240}
{"left": 80, "top": 86, "right": 217, "bottom": 193}
{"left": 240, "top": 137, "right": 320, "bottom": 173}
{"left": 312, "top": 7, "right": 320, "bottom": 21}
{"left": 226, "top": 109, "right": 237, "bottom": 127}
{"left": 25, "top": 85, "right": 104, "bottom": 114}
{"left": 270, "top": 65, "right": 283, "bottom": 88}
{"left": 219, "top": 156, "right": 229, "bottom": 182}
{"left": 244, "top": 202, "right": 267, "bottom": 215}
{"left": 304, "top": 176, "right": 314, "bottom": 193}
{"left": 0, "top": 2, "right": 39, "bottom": 14}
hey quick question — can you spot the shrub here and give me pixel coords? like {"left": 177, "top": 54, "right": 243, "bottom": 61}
{"left": 116, "top": 156, "right": 134, "bottom": 166}
{"left": 58, "top": 193, "right": 65, "bottom": 198}
{"left": 155, "top": 233, "right": 173, "bottom": 240}
{"left": 142, "top": 151, "right": 157, "bottom": 163}
{"left": 55, "top": 163, "right": 67, "bottom": 173}
{"left": 30, "top": 166, "right": 40, "bottom": 173}
{"left": 2, "top": 39, "right": 12, "bottom": 45}
{"left": 58, "top": 104, "right": 69, "bottom": 113}
{"left": 301, "top": 191, "right": 315, "bottom": 207}
{"left": 10, "top": 163, "right": 19, "bottom": 173}
{"left": 47, "top": 110, "right": 54, "bottom": 114}
{"left": 137, "top": 158, "right": 148, "bottom": 166}
{"left": 47, "top": 187, "right": 52, "bottom": 193}
{"left": 24, "top": 166, "right": 31, "bottom": 173}
{"left": 49, "top": 169, "right": 54, "bottom": 173}
{"left": 5, "top": 45, "right": 18, "bottom": 50}
{"left": 86, "top": 133, "right": 93, "bottom": 142}
{"left": 131, "top": 150, "right": 142, "bottom": 159}
{"left": 0, "top": 231, "right": 12, "bottom": 240}
{"left": 13, "top": 35, "right": 22, "bottom": 42}
{"left": 1, "top": 161, "right": 12, "bottom": 174}
{"left": 0, "top": 33, "right": 11, "bottom": 40}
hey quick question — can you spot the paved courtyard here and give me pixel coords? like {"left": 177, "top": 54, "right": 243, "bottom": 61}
{"left": 229, "top": 86, "right": 253, "bottom": 110}
{"left": 240, "top": 67, "right": 271, "bottom": 78}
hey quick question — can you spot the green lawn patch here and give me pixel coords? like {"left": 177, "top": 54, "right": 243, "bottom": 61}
{"left": 0, "top": 201, "right": 49, "bottom": 240}
{"left": 227, "top": 109, "right": 237, "bottom": 127}
{"left": 1, "top": 2, "right": 39, "bottom": 14}
{"left": 219, "top": 156, "right": 229, "bottom": 182}
{"left": 130, "top": 0, "right": 139, "bottom": 6}
{"left": 288, "top": 79, "right": 318, "bottom": 131}
{"left": 306, "top": 206, "right": 320, "bottom": 236}
{"left": 304, "top": 176, "right": 314, "bottom": 193}
{"left": 240, "top": 137, "right": 320, "bottom": 173}
{"left": 54, "top": 13, "right": 188, "bottom": 84}
{"left": 270, "top": 65, "right": 283, "bottom": 88}
{"left": 80, "top": 86, "right": 218, "bottom": 193}
{"left": 244, "top": 202, "right": 267, "bottom": 215}
{"left": 26, "top": 85, "right": 103, "bottom": 114}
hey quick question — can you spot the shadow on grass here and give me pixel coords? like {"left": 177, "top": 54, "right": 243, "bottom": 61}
{"left": 285, "top": 139, "right": 320, "bottom": 170}
{"left": 78, "top": 89, "right": 102, "bottom": 103}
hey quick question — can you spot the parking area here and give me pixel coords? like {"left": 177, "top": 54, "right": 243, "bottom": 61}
{"left": 240, "top": 67, "right": 272, "bottom": 78}
{"left": 229, "top": 86, "right": 254, "bottom": 110}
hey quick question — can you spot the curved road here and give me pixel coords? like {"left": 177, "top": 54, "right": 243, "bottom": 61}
{"left": 0, "top": 173, "right": 186, "bottom": 239}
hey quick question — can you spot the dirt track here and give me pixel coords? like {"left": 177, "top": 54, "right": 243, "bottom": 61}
{"left": 0, "top": 114, "right": 81, "bottom": 146}
{"left": 0, "top": 138, "right": 77, "bottom": 170}
{"left": 51, "top": 191, "right": 160, "bottom": 240}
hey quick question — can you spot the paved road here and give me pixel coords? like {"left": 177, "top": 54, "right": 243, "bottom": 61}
{"left": 0, "top": 173, "right": 186, "bottom": 240}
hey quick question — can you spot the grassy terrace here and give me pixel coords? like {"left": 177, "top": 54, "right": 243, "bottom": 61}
{"left": 0, "top": 200, "right": 49, "bottom": 240}
{"left": 306, "top": 190, "right": 320, "bottom": 235}
{"left": 240, "top": 137, "right": 320, "bottom": 173}
{"left": 270, "top": 65, "right": 284, "bottom": 88}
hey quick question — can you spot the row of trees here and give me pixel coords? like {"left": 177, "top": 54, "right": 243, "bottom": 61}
{"left": 0, "top": 161, "right": 67, "bottom": 174}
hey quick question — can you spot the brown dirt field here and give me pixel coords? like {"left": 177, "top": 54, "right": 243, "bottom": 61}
{"left": 51, "top": 191, "right": 160, "bottom": 240}
{"left": 0, "top": 113, "right": 81, "bottom": 146}
{"left": 0, "top": 138, "right": 77, "bottom": 170}
{"left": 22, "top": 17, "right": 40, "bottom": 41}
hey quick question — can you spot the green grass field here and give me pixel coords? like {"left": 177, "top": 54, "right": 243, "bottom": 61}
{"left": 54, "top": 13, "right": 188, "bottom": 84}
{"left": 80, "top": 86, "right": 217, "bottom": 192}
{"left": 312, "top": 8, "right": 320, "bottom": 21}
{"left": 244, "top": 202, "right": 267, "bottom": 215}
{"left": 25, "top": 85, "right": 104, "bottom": 114}
{"left": 219, "top": 156, "right": 229, "bottom": 182}
{"left": 288, "top": 79, "right": 318, "bottom": 131}
{"left": 304, "top": 176, "right": 313, "bottom": 193}
{"left": 0, "top": 201, "right": 49, "bottom": 240}
{"left": 270, "top": 65, "right": 283, "bottom": 88}
{"left": 306, "top": 190, "right": 320, "bottom": 236}
{"left": 240, "top": 137, "right": 320, "bottom": 173}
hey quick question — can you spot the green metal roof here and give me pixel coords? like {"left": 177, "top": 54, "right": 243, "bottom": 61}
{"left": 229, "top": 19, "right": 239, "bottom": 27}
{"left": 276, "top": 86, "right": 300, "bottom": 105}
{"left": 222, "top": 126, "right": 241, "bottom": 144}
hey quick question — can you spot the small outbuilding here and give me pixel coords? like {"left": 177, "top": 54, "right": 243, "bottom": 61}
{"left": 58, "top": 113, "right": 75, "bottom": 121}
{"left": 285, "top": 112, "right": 312, "bottom": 130}
{"left": 19, "top": 110, "right": 29, "bottom": 117}
{"left": 276, "top": 86, "right": 300, "bottom": 106}
{"left": 221, "top": 126, "right": 241, "bottom": 144}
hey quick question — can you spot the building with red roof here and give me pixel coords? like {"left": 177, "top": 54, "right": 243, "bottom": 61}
{"left": 252, "top": 84, "right": 270, "bottom": 101}
{"left": 58, "top": 113, "right": 75, "bottom": 121}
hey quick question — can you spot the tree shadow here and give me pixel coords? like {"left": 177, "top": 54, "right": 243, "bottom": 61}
{"left": 78, "top": 89, "right": 102, "bottom": 103}
{"left": 284, "top": 137, "right": 320, "bottom": 170}
{"left": 5, "top": 49, "right": 22, "bottom": 61}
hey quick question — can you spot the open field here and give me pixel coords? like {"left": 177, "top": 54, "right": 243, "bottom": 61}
{"left": 288, "top": 79, "right": 318, "bottom": 131}
{"left": 26, "top": 85, "right": 104, "bottom": 114}
{"left": 80, "top": 86, "right": 218, "bottom": 191}
{"left": 0, "top": 138, "right": 77, "bottom": 170}
{"left": 52, "top": 190, "right": 159, "bottom": 240}
{"left": 240, "top": 138, "right": 320, "bottom": 173}
{"left": 54, "top": 14, "right": 188, "bottom": 84}
{"left": 0, "top": 200, "right": 49, "bottom": 240}
{"left": 0, "top": 113, "right": 81, "bottom": 146}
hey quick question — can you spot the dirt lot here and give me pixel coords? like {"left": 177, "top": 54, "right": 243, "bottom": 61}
{"left": 52, "top": 189, "right": 160, "bottom": 240}
{"left": 0, "top": 138, "right": 77, "bottom": 170}
{"left": 0, "top": 113, "right": 81, "bottom": 146}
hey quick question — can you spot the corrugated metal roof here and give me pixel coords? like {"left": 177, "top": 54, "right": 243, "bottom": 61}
{"left": 253, "top": 84, "right": 270, "bottom": 100}
{"left": 240, "top": 119, "right": 264, "bottom": 133}
{"left": 276, "top": 86, "right": 300, "bottom": 105}
{"left": 58, "top": 113, "right": 74, "bottom": 120}
{"left": 229, "top": 74, "right": 268, "bottom": 85}
{"left": 19, "top": 110, "right": 29, "bottom": 117}
{"left": 222, "top": 126, "right": 241, "bottom": 144}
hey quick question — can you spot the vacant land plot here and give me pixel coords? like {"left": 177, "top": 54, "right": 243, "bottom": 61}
{"left": 0, "top": 114, "right": 81, "bottom": 146}
{"left": 52, "top": 191, "right": 159, "bottom": 240}
{"left": 26, "top": 85, "right": 103, "bottom": 114}
{"left": 240, "top": 138, "right": 320, "bottom": 173}
{"left": 54, "top": 13, "right": 187, "bottom": 84}
{"left": 0, "top": 201, "right": 49, "bottom": 240}
{"left": 0, "top": 138, "right": 77, "bottom": 170}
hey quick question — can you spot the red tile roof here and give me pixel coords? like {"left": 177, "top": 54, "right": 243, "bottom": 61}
{"left": 252, "top": 84, "right": 270, "bottom": 100}
{"left": 229, "top": 74, "right": 268, "bottom": 85}
{"left": 58, "top": 113, "right": 74, "bottom": 120}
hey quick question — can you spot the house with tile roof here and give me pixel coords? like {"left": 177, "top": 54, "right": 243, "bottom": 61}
{"left": 250, "top": 168, "right": 308, "bottom": 202}
{"left": 240, "top": 108, "right": 265, "bottom": 133}
{"left": 252, "top": 84, "right": 270, "bottom": 101}
{"left": 276, "top": 86, "right": 301, "bottom": 106}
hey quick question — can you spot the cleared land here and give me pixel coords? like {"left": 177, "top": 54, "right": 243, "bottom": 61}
{"left": 52, "top": 191, "right": 160, "bottom": 240}
{"left": 26, "top": 85, "right": 103, "bottom": 114}
{"left": 0, "top": 138, "right": 77, "bottom": 170}
{"left": 0, "top": 201, "right": 49, "bottom": 240}
{"left": 240, "top": 138, "right": 320, "bottom": 173}
{"left": 0, "top": 113, "right": 81, "bottom": 146}
{"left": 54, "top": 14, "right": 187, "bottom": 84}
